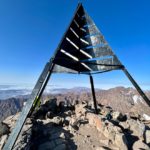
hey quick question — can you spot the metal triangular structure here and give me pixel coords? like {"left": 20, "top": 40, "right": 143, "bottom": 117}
{"left": 3, "top": 3, "right": 150, "bottom": 150}
{"left": 52, "top": 4, "right": 122, "bottom": 74}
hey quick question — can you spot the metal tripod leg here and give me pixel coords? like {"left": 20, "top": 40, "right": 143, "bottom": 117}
{"left": 89, "top": 75, "right": 98, "bottom": 114}
{"left": 3, "top": 61, "right": 54, "bottom": 150}
{"left": 122, "top": 67, "right": 150, "bottom": 107}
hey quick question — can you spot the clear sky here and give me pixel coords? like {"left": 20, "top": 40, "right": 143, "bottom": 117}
{"left": 0, "top": 0, "right": 150, "bottom": 89}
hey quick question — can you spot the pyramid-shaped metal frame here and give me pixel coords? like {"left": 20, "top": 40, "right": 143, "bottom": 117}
{"left": 52, "top": 4, "right": 123, "bottom": 74}
{"left": 3, "top": 3, "right": 150, "bottom": 150}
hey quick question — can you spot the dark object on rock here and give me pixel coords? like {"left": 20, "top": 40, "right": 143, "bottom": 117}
{"left": 0, "top": 122, "right": 9, "bottom": 136}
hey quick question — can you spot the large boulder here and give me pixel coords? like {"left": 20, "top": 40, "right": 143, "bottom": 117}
{"left": 126, "top": 119, "right": 145, "bottom": 139}
{"left": 103, "top": 123, "right": 121, "bottom": 141}
{"left": 86, "top": 113, "right": 102, "bottom": 131}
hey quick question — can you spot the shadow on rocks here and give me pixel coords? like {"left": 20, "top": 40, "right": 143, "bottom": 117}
{"left": 109, "top": 120, "right": 139, "bottom": 150}
{"left": 29, "top": 121, "right": 77, "bottom": 150}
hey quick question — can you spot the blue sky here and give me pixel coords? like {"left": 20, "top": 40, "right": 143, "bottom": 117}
{"left": 0, "top": 0, "right": 150, "bottom": 89}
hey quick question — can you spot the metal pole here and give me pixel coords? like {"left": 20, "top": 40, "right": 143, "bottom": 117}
{"left": 29, "top": 62, "right": 55, "bottom": 115}
{"left": 3, "top": 61, "right": 54, "bottom": 150}
{"left": 122, "top": 67, "right": 150, "bottom": 107}
{"left": 89, "top": 75, "right": 98, "bottom": 114}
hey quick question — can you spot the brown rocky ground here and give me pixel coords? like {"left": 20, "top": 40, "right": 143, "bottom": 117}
{"left": 0, "top": 98, "right": 150, "bottom": 150}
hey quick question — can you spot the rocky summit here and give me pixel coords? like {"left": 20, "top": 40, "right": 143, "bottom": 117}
{"left": 0, "top": 98, "right": 150, "bottom": 150}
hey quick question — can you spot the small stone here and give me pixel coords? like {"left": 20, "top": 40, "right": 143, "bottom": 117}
{"left": 63, "top": 120, "right": 69, "bottom": 126}
{"left": 46, "top": 111, "right": 54, "bottom": 119}
{"left": 60, "top": 132, "right": 65, "bottom": 139}
{"left": 53, "top": 116, "right": 63, "bottom": 125}
{"left": 26, "top": 118, "right": 32, "bottom": 124}
{"left": 86, "top": 135, "right": 90, "bottom": 138}
{"left": 82, "top": 140, "right": 86, "bottom": 143}
{"left": 112, "top": 111, "right": 127, "bottom": 121}
{"left": 99, "top": 139, "right": 111, "bottom": 146}
{"left": 132, "top": 140, "right": 150, "bottom": 150}
{"left": 145, "top": 130, "right": 150, "bottom": 144}
{"left": 64, "top": 110, "right": 72, "bottom": 116}
{"left": 119, "top": 122, "right": 129, "bottom": 129}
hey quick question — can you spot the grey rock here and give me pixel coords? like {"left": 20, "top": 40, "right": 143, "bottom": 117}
{"left": 46, "top": 111, "right": 54, "bottom": 119}
{"left": 0, "top": 134, "right": 8, "bottom": 149}
{"left": 112, "top": 111, "right": 127, "bottom": 121}
{"left": 132, "top": 140, "right": 150, "bottom": 150}
{"left": 51, "top": 116, "right": 63, "bottom": 126}
{"left": 53, "top": 143, "right": 66, "bottom": 150}
{"left": 0, "top": 123, "right": 9, "bottom": 137}
{"left": 127, "top": 119, "right": 145, "bottom": 138}
{"left": 114, "top": 133, "right": 128, "bottom": 150}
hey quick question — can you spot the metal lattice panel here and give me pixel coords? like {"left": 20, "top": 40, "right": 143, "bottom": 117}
{"left": 52, "top": 4, "right": 122, "bottom": 74}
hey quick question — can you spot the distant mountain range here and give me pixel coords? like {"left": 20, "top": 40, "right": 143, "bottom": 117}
{"left": 0, "top": 86, "right": 150, "bottom": 122}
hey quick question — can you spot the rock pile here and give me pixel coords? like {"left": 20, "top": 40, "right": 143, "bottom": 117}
{"left": 0, "top": 98, "right": 150, "bottom": 150}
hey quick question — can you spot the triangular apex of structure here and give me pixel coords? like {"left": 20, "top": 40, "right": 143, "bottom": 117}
{"left": 52, "top": 3, "right": 123, "bottom": 74}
